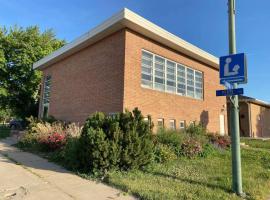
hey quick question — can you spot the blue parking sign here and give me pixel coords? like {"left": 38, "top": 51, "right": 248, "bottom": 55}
{"left": 219, "top": 53, "right": 247, "bottom": 84}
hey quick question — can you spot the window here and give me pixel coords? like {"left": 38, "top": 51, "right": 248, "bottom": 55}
{"left": 141, "top": 50, "right": 203, "bottom": 99}
{"left": 42, "top": 75, "right": 52, "bottom": 118}
{"left": 169, "top": 119, "right": 176, "bottom": 130}
{"left": 166, "top": 61, "right": 176, "bottom": 93}
{"left": 177, "top": 64, "right": 186, "bottom": 95}
{"left": 157, "top": 118, "right": 164, "bottom": 128}
{"left": 141, "top": 51, "right": 153, "bottom": 88}
{"left": 186, "top": 68, "right": 195, "bottom": 98}
{"left": 179, "top": 120, "right": 186, "bottom": 129}
{"left": 154, "top": 56, "right": 165, "bottom": 91}
{"left": 195, "top": 71, "right": 203, "bottom": 99}
{"left": 108, "top": 112, "right": 117, "bottom": 118}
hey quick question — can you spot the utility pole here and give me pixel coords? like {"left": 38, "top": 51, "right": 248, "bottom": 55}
{"left": 228, "top": 0, "right": 243, "bottom": 195}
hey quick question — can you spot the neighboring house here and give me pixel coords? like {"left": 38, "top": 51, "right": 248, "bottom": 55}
{"left": 227, "top": 96, "right": 270, "bottom": 138}
{"left": 33, "top": 8, "right": 227, "bottom": 133}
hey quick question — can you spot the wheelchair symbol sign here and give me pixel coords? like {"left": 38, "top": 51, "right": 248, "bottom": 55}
{"left": 219, "top": 53, "right": 247, "bottom": 84}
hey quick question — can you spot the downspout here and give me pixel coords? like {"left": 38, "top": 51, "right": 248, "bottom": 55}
{"left": 247, "top": 102, "right": 252, "bottom": 137}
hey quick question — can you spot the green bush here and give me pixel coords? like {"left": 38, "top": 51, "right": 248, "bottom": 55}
{"left": 185, "top": 122, "right": 206, "bottom": 136}
{"left": 62, "top": 138, "right": 81, "bottom": 170}
{"left": 75, "top": 108, "right": 154, "bottom": 174}
{"left": 208, "top": 134, "right": 231, "bottom": 149}
{"left": 199, "top": 143, "right": 217, "bottom": 158}
{"left": 154, "top": 144, "right": 177, "bottom": 163}
{"left": 155, "top": 129, "right": 185, "bottom": 156}
{"left": 156, "top": 129, "right": 185, "bottom": 147}
{"left": 180, "top": 138, "right": 203, "bottom": 158}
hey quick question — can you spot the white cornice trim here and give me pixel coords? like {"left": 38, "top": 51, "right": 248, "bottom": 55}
{"left": 33, "top": 8, "right": 219, "bottom": 70}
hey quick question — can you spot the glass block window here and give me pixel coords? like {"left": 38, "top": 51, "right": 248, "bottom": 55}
{"left": 177, "top": 64, "right": 186, "bottom": 95}
{"left": 42, "top": 75, "right": 52, "bottom": 118}
{"left": 141, "top": 50, "right": 203, "bottom": 100}
{"left": 154, "top": 56, "right": 165, "bottom": 91}
{"left": 166, "top": 61, "right": 176, "bottom": 93}
{"left": 141, "top": 51, "right": 153, "bottom": 88}
{"left": 186, "top": 68, "right": 195, "bottom": 98}
{"left": 195, "top": 71, "right": 203, "bottom": 99}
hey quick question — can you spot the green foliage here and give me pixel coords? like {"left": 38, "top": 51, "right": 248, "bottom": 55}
{"left": 180, "top": 138, "right": 203, "bottom": 158}
{"left": 156, "top": 129, "right": 185, "bottom": 147}
{"left": 75, "top": 108, "right": 154, "bottom": 174}
{"left": 185, "top": 122, "right": 207, "bottom": 136}
{"left": 154, "top": 144, "right": 177, "bottom": 163}
{"left": 199, "top": 143, "right": 217, "bottom": 158}
{"left": 107, "top": 148, "right": 270, "bottom": 200}
{"left": 241, "top": 138, "right": 270, "bottom": 150}
{"left": 0, "top": 125, "right": 11, "bottom": 139}
{"left": 0, "top": 108, "right": 12, "bottom": 123}
{"left": 208, "top": 134, "right": 231, "bottom": 149}
{"left": 18, "top": 117, "right": 81, "bottom": 152}
{"left": 0, "top": 26, "right": 65, "bottom": 119}
{"left": 62, "top": 138, "right": 81, "bottom": 170}
{"left": 155, "top": 128, "right": 211, "bottom": 157}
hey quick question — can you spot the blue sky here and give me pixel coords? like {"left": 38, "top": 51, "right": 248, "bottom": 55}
{"left": 1, "top": 0, "right": 270, "bottom": 101}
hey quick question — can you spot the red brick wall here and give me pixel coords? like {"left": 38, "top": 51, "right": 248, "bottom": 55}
{"left": 39, "top": 28, "right": 227, "bottom": 134}
{"left": 39, "top": 30, "right": 126, "bottom": 123}
{"left": 123, "top": 29, "right": 227, "bottom": 133}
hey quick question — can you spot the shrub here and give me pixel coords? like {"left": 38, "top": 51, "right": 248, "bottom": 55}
{"left": 19, "top": 118, "right": 82, "bottom": 151}
{"left": 39, "top": 132, "right": 67, "bottom": 151}
{"left": 62, "top": 138, "right": 81, "bottom": 170}
{"left": 156, "top": 129, "right": 185, "bottom": 147}
{"left": 208, "top": 134, "right": 231, "bottom": 149}
{"left": 155, "top": 129, "right": 185, "bottom": 156}
{"left": 185, "top": 122, "right": 207, "bottom": 136}
{"left": 75, "top": 108, "right": 154, "bottom": 174}
{"left": 181, "top": 138, "right": 203, "bottom": 158}
{"left": 154, "top": 144, "right": 177, "bottom": 163}
{"left": 17, "top": 132, "right": 37, "bottom": 149}
{"left": 199, "top": 143, "right": 216, "bottom": 158}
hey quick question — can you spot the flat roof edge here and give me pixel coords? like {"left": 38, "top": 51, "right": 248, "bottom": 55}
{"left": 33, "top": 9, "right": 126, "bottom": 69}
{"left": 33, "top": 8, "right": 219, "bottom": 70}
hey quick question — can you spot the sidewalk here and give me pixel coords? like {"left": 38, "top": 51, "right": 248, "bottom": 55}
{"left": 0, "top": 136, "right": 135, "bottom": 200}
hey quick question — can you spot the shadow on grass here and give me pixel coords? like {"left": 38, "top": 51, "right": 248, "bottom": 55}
{"left": 148, "top": 170, "right": 232, "bottom": 193}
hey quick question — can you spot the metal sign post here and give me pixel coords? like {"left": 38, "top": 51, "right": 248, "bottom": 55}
{"left": 228, "top": 0, "right": 243, "bottom": 195}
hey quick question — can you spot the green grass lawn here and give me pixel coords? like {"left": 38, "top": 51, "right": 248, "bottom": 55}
{"left": 0, "top": 125, "right": 11, "bottom": 139}
{"left": 106, "top": 148, "right": 270, "bottom": 200}
{"left": 241, "top": 137, "right": 270, "bottom": 150}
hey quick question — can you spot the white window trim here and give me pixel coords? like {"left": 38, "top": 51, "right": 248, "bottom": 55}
{"left": 157, "top": 118, "right": 164, "bottom": 128}
{"left": 169, "top": 119, "right": 176, "bottom": 130}
{"left": 179, "top": 120, "right": 186, "bottom": 129}
{"left": 141, "top": 49, "right": 204, "bottom": 100}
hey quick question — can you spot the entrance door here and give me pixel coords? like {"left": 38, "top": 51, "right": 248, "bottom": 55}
{"left": 219, "top": 115, "right": 225, "bottom": 136}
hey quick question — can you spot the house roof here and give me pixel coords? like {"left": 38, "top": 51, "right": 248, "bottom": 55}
{"left": 239, "top": 95, "right": 270, "bottom": 108}
{"left": 33, "top": 8, "right": 219, "bottom": 70}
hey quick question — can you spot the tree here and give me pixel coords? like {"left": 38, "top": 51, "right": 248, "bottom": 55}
{"left": 0, "top": 26, "right": 65, "bottom": 119}
{"left": 0, "top": 108, "right": 11, "bottom": 124}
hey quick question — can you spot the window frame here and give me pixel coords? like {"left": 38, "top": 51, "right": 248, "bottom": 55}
{"left": 179, "top": 120, "right": 186, "bottom": 129}
{"left": 42, "top": 75, "right": 52, "bottom": 118}
{"left": 169, "top": 119, "right": 176, "bottom": 130}
{"left": 141, "top": 49, "right": 204, "bottom": 100}
{"left": 157, "top": 118, "right": 164, "bottom": 128}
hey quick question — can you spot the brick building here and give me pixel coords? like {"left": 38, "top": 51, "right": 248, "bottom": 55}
{"left": 228, "top": 96, "right": 270, "bottom": 138}
{"left": 34, "top": 8, "right": 227, "bottom": 134}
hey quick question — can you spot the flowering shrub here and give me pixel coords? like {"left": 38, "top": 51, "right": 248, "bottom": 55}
{"left": 18, "top": 117, "right": 82, "bottom": 152}
{"left": 39, "top": 132, "right": 67, "bottom": 151}
{"left": 181, "top": 138, "right": 203, "bottom": 158}
{"left": 154, "top": 144, "right": 177, "bottom": 163}
{"left": 208, "top": 134, "right": 231, "bottom": 149}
